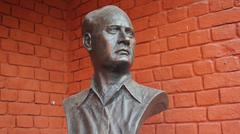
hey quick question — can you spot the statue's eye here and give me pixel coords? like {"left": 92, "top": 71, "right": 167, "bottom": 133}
{"left": 125, "top": 28, "right": 134, "bottom": 38}
{"left": 106, "top": 26, "right": 119, "bottom": 34}
{"left": 107, "top": 26, "right": 119, "bottom": 34}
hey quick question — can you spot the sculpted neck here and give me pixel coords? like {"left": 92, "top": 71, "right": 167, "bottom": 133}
{"left": 94, "top": 67, "right": 130, "bottom": 94}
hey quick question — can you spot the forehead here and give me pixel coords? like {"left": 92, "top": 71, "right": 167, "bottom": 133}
{"left": 100, "top": 12, "right": 133, "bottom": 28}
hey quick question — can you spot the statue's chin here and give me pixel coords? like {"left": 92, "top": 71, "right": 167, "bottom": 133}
{"left": 104, "top": 60, "right": 131, "bottom": 74}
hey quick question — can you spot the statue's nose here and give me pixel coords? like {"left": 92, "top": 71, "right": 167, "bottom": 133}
{"left": 118, "top": 30, "right": 130, "bottom": 46}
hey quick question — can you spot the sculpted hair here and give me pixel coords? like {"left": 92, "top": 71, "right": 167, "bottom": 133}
{"left": 82, "top": 5, "right": 130, "bottom": 35}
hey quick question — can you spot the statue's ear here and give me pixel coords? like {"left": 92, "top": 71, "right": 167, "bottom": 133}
{"left": 83, "top": 33, "right": 92, "bottom": 51}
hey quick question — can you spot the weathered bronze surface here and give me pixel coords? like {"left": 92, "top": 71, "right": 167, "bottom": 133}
{"left": 64, "top": 5, "right": 168, "bottom": 134}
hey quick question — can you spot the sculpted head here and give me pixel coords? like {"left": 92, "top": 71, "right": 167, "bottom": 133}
{"left": 82, "top": 5, "right": 136, "bottom": 72}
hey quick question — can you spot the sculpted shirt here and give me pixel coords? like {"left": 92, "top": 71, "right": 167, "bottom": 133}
{"left": 64, "top": 76, "right": 168, "bottom": 134}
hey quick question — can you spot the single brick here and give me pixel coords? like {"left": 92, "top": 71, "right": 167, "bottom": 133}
{"left": 43, "top": 16, "right": 66, "bottom": 30}
{"left": 41, "top": 36, "right": 67, "bottom": 51}
{"left": 209, "top": 0, "right": 234, "bottom": 12}
{"left": 0, "top": 115, "right": 15, "bottom": 128}
{"left": 167, "top": 7, "right": 187, "bottom": 23}
{"left": 168, "top": 34, "right": 188, "bottom": 49}
{"left": 162, "top": 77, "right": 203, "bottom": 93}
{"left": 0, "top": 1, "right": 11, "bottom": 14}
{"left": 6, "top": 77, "right": 39, "bottom": 91}
{"left": 18, "top": 66, "right": 34, "bottom": 79}
{"left": 211, "top": 24, "right": 236, "bottom": 41}
{"left": 8, "top": 103, "right": 40, "bottom": 115}
{"left": 19, "top": 42, "right": 34, "bottom": 55}
{"left": 176, "top": 123, "right": 197, "bottom": 134}
{"left": 208, "top": 104, "right": 240, "bottom": 120}
{"left": 50, "top": 94, "right": 63, "bottom": 106}
{"left": 0, "top": 63, "right": 18, "bottom": 77}
{"left": 73, "top": 68, "right": 93, "bottom": 81}
{"left": 135, "top": 43, "right": 150, "bottom": 57}
{"left": 119, "top": 0, "right": 134, "bottom": 10}
{"left": 132, "top": 54, "right": 160, "bottom": 70}
{"left": 49, "top": 28, "right": 63, "bottom": 40}
{"left": 156, "top": 124, "right": 175, "bottom": 134}
{"left": 17, "top": 116, "right": 33, "bottom": 128}
{"left": 50, "top": 49, "right": 64, "bottom": 61}
{"left": 199, "top": 8, "right": 240, "bottom": 28}
{"left": 34, "top": 116, "right": 48, "bottom": 128}
{"left": 159, "top": 17, "right": 197, "bottom": 38}
{"left": 174, "top": 93, "right": 196, "bottom": 108}
{"left": 41, "top": 59, "right": 67, "bottom": 71}
{"left": 48, "top": 117, "right": 63, "bottom": 128}
{"left": 40, "top": 81, "right": 66, "bottom": 94}
{"left": 135, "top": 70, "right": 154, "bottom": 83}
{"left": 8, "top": 128, "right": 40, "bottom": 134}
{"left": 35, "top": 92, "right": 49, "bottom": 104}
{"left": 1, "top": 39, "right": 18, "bottom": 52}
{"left": 0, "top": 26, "right": 8, "bottom": 38}
{"left": 222, "top": 121, "right": 240, "bottom": 134}
{"left": 150, "top": 38, "right": 168, "bottom": 54}
{"left": 1, "top": 89, "right": 17, "bottom": 101}
{"left": 193, "top": 60, "right": 214, "bottom": 75}
{"left": 0, "top": 102, "right": 7, "bottom": 114}
{"left": 149, "top": 12, "right": 167, "bottom": 27}
{"left": 132, "top": 17, "right": 149, "bottom": 32}
{"left": 161, "top": 47, "right": 201, "bottom": 65}
{"left": 220, "top": 87, "right": 240, "bottom": 103}
{"left": 215, "top": 56, "right": 240, "bottom": 72}
{"left": 35, "top": 46, "right": 50, "bottom": 58}
{"left": 20, "top": 0, "right": 34, "bottom": 9}
{"left": 35, "top": 24, "right": 49, "bottom": 36}
{"left": 35, "top": 68, "right": 49, "bottom": 80}
{"left": 12, "top": 6, "right": 42, "bottom": 23}
{"left": 20, "top": 20, "right": 34, "bottom": 32}
{"left": 153, "top": 66, "right": 173, "bottom": 81}
{"left": 136, "top": 28, "right": 158, "bottom": 43}
{"left": 196, "top": 89, "right": 219, "bottom": 106}
{"left": 49, "top": 7, "right": 63, "bottom": 19}
{"left": 203, "top": 72, "right": 240, "bottom": 89}
{"left": 199, "top": 122, "right": 221, "bottom": 134}
{"left": 173, "top": 63, "right": 193, "bottom": 78}
{"left": 11, "top": 29, "right": 40, "bottom": 45}
{"left": 40, "top": 105, "right": 65, "bottom": 117}
{"left": 202, "top": 43, "right": 229, "bottom": 58}
{"left": 139, "top": 125, "right": 155, "bottom": 134}
{"left": 189, "top": 29, "right": 211, "bottom": 46}
{"left": 35, "top": 3, "right": 48, "bottom": 15}
{"left": 2, "top": 15, "right": 19, "bottom": 28}
{"left": 165, "top": 107, "right": 207, "bottom": 122}
{"left": 188, "top": 1, "right": 209, "bottom": 17}
{"left": 18, "top": 90, "right": 34, "bottom": 103}
{"left": 50, "top": 71, "right": 64, "bottom": 82}
{"left": 129, "top": 1, "right": 161, "bottom": 19}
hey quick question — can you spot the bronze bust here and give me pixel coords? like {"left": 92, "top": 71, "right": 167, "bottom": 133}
{"left": 64, "top": 5, "right": 168, "bottom": 134}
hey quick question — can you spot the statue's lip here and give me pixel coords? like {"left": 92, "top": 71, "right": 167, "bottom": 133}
{"left": 116, "top": 49, "right": 129, "bottom": 55}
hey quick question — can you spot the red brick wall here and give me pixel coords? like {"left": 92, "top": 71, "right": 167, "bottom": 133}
{"left": 0, "top": 0, "right": 68, "bottom": 133}
{"left": 1, "top": 0, "right": 240, "bottom": 134}
{"left": 67, "top": 0, "right": 240, "bottom": 134}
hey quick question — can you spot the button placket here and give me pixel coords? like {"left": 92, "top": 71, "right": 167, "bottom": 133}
{"left": 100, "top": 106, "right": 110, "bottom": 134}
{"left": 105, "top": 106, "right": 111, "bottom": 134}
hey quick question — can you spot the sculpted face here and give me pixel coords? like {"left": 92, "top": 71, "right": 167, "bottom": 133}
{"left": 85, "top": 8, "right": 136, "bottom": 71}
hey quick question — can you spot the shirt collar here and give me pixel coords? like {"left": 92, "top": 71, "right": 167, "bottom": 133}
{"left": 89, "top": 73, "right": 142, "bottom": 104}
{"left": 124, "top": 78, "right": 142, "bottom": 103}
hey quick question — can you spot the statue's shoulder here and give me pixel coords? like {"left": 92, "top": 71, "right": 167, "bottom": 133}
{"left": 133, "top": 81, "right": 169, "bottom": 115}
{"left": 132, "top": 81, "right": 162, "bottom": 97}
{"left": 63, "top": 88, "right": 90, "bottom": 112}
{"left": 132, "top": 81, "right": 168, "bottom": 107}
{"left": 137, "top": 83, "right": 162, "bottom": 95}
